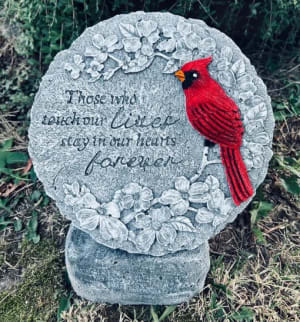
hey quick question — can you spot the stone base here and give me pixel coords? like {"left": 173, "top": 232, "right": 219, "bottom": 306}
{"left": 65, "top": 225, "right": 210, "bottom": 305}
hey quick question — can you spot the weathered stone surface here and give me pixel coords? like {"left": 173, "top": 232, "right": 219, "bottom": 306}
{"left": 29, "top": 12, "right": 274, "bottom": 257}
{"left": 66, "top": 225, "right": 210, "bottom": 304}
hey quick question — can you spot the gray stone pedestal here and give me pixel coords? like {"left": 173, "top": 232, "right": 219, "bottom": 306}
{"left": 65, "top": 225, "right": 210, "bottom": 305}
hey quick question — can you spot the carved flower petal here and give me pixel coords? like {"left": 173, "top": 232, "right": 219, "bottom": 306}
{"left": 148, "top": 30, "right": 160, "bottom": 44}
{"left": 140, "top": 187, "right": 153, "bottom": 201}
{"left": 189, "top": 182, "right": 209, "bottom": 196}
{"left": 122, "top": 37, "right": 141, "bottom": 53}
{"left": 213, "top": 215, "right": 227, "bottom": 227}
{"left": 184, "top": 33, "right": 202, "bottom": 50}
{"left": 205, "top": 175, "right": 219, "bottom": 191}
{"left": 189, "top": 192, "right": 211, "bottom": 203}
{"left": 207, "top": 189, "right": 225, "bottom": 210}
{"left": 122, "top": 182, "right": 141, "bottom": 195}
{"left": 171, "top": 199, "right": 189, "bottom": 216}
{"left": 174, "top": 176, "right": 190, "bottom": 193}
{"left": 135, "top": 229, "right": 156, "bottom": 252}
{"left": 134, "top": 199, "right": 151, "bottom": 212}
{"left": 150, "top": 207, "right": 172, "bottom": 224}
{"left": 92, "top": 34, "right": 105, "bottom": 49}
{"left": 195, "top": 208, "right": 214, "bottom": 224}
{"left": 160, "top": 189, "right": 182, "bottom": 205}
{"left": 220, "top": 198, "right": 233, "bottom": 216}
{"left": 73, "top": 54, "right": 83, "bottom": 65}
{"left": 70, "top": 69, "right": 81, "bottom": 80}
{"left": 99, "top": 216, "right": 128, "bottom": 241}
{"left": 90, "top": 60, "right": 104, "bottom": 71}
{"left": 103, "top": 201, "right": 120, "bottom": 218}
{"left": 156, "top": 224, "right": 177, "bottom": 246}
{"left": 157, "top": 39, "right": 176, "bottom": 53}
{"left": 134, "top": 213, "right": 152, "bottom": 229}
{"left": 64, "top": 63, "right": 73, "bottom": 72}
{"left": 95, "top": 52, "right": 108, "bottom": 63}
{"left": 103, "top": 34, "right": 118, "bottom": 48}
{"left": 161, "top": 24, "right": 176, "bottom": 37}
{"left": 120, "top": 194, "right": 135, "bottom": 210}
{"left": 78, "top": 192, "right": 100, "bottom": 209}
{"left": 177, "top": 21, "right": 192, "bottom": 36}
{"left": 85, "top": 47, "right": 100, "bottom": 57}
{"left": 77, "top": 209, "right": 99, "bottom": 230}
{"left": 141, "top": 43, "right": 154, "bottom": 57}
{"left": 136, "top": 20, "right": 157, "bottom": 37}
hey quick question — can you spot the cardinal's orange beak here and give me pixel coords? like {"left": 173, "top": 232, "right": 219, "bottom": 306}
{"left": 175, "top": 69, "right": 185, "bottom": 82}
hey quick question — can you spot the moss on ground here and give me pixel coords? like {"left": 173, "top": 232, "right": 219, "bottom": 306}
{"left": 0, "top": 240, "right": 65, "bottom": 322}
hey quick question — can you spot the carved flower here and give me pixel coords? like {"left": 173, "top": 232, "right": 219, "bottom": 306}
{"left": 86, "top": 59, "right": 104, "bottom": 78}
{"left": 64, "top": 55, "right": 85, "bottom": 80}
{"left": 63, "top": 182, "right": 100, "bottom": 209}
{"left": 76, "top": 201, "right": 128, "bottom": 242}
{"left": 158, "top": 21, "right": 194, "bottom": 53}
{"left": 160, "top": 175, "right": 220, "bottom": 215}
{"left": 241, "top": 141, "right": 265, "bottom": 169}
{"left": 120, "top": 20, "right": 159, "bottom": 56}
{"left": 195, "top": 197, "right": 233, "bottom": 227}
{"left": 114, "top": 183, "right": 153, "bottom": 212}
{"left": 133, "top": 206, "right": 196, "bottom": 252}
{"left": 85, "top": 33, "right": 122, "bottom": 63}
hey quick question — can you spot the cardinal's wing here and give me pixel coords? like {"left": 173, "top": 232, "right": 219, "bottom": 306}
{"left": 188, "top": 95, "right": 244, "bottom": 148}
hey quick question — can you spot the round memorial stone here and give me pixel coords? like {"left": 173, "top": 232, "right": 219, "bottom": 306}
{"left": 29, "top": 12, "right": 274, "bottom": 256}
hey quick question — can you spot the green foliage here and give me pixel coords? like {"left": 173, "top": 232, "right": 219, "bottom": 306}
{"left": 150, "top": 305, "right": 176, "bottom": 322}
{"left": 25, "top": 210, "right": 40, "bottom": 243}
{"left": 2, "top": 0, "right": 299, "bottom": 74}
{"left": 250, "top": 201, "right": 273, "bottom": 244}
{"left": 57, "top": 292, "right": 72, "bottom": 321}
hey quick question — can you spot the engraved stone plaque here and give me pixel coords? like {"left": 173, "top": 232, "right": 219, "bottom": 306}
{"left": 28, "top": 11, "right": 274, "bottom": 303}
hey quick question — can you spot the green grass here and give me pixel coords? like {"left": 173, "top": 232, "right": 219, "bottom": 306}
{"left": 0, "top": 0, "right": 299, "bottom": 321}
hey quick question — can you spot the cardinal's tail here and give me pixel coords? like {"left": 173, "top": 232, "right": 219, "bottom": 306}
{"left": 220, "top": 146, "right": 254, "bottom": 206}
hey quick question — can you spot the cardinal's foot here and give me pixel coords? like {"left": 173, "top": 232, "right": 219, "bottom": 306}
{"left": 204, "top": 139, "right": 216, "bottom": 148}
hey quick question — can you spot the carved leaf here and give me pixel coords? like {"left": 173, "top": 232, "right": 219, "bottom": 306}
{"left": 246, "top": 102, "right": 268, "bottom": 121}
{"left": 175, "top": 176, "right": 190, "bottom": 192}
{"left": 123, "top": 57, "right": 154, "bottom": 73}
{"left": 119, "top": 23, "right": 137, "bottom": 38}
{"left": 135, "top": 229, "right": 156, "bottom": 252}
{"left": 220, "top": 46, "right": 233, "bottom": 62}
{"left": 218, "top": 70, "right": 236, "bottom": 88}
{"left": 246, "top": 120, "right": 265, "bottom": 136}
{"left": 170, "top": 216, "right": 196, "bottom": 232}
{"left": 163, "top": 59, "right": 179, "bottom": 73}
{"left": 252, "top": 132, "right": 270, "bottom": 145}
{"left": 240, "top": 82, "right": 257, "bottom": 93}
{"left": 77, "top": 209, "right": 99, "bottom": 230}
{"left": 99, "top": 216, "right": 128, "bottom": 242}
{"left": 195, "top": 208, "right": 214, "bottom": 224}
{"left": 231, "top": 59, "right": 246, "bottom": 77}
{"left": 156, "top": 224, "right": 177, "bottom": 246}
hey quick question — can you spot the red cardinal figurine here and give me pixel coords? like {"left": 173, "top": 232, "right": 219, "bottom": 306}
{"left": 175, "top": 57, "right": 253, "bottom": 205}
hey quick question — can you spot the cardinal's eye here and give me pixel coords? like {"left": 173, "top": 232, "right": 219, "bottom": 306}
{"left": 192, "top": 72, "right": 198, "bottom": 78}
